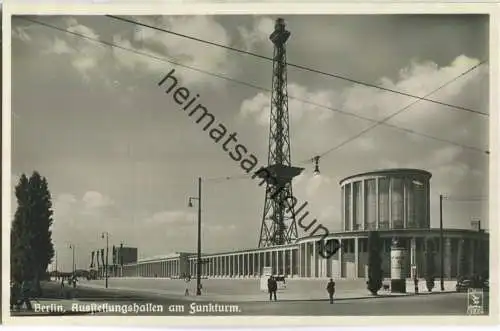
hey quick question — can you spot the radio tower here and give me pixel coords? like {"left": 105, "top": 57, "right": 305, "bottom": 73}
{"left": 257, "top": 18, "right": 304, "bottom": 248}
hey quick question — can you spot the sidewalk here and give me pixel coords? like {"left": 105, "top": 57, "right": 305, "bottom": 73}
{"left": 78, "top": 278, "right": 457, "bottom": 303}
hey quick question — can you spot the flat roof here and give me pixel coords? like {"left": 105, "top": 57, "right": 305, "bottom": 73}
{"left": 340, "top": 168, "right": 432, "bottom": 185}
{"left": 129, "top": 228, "right": 488, "bottom": 264}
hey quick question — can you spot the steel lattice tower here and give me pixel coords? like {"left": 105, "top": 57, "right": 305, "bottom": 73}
{"left": 258, "top": 18, "right": 304, "bottom": 248}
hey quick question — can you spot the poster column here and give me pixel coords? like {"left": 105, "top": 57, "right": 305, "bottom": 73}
{"left": 391, "top": 237, "right": 407, "bottom": 293}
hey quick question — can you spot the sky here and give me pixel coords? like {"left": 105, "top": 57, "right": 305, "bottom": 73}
{"left": 11, "top": 14, "right": 490, "bottom": 272}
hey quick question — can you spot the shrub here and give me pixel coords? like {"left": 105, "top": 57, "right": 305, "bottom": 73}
{"left": 367, "top": 231, "right": 383, "bottom": 295}
{"left": 425, "top": 238, "right": 435, "bottom": 292}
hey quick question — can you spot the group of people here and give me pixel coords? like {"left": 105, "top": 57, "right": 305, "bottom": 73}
{"left": 267, "top": 276, "right": 336, "bottom": 304}
{"left": 59, "top": 276, "right": 78, "bottom": 298}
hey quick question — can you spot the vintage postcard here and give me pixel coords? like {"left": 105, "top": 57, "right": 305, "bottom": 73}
{"left": 2, "top": 1, "right": 499, "bottom": 327}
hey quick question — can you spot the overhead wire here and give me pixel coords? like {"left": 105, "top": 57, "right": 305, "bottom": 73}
{"left": 301, "top": 60, "right": 488, "bottom": 165}
{"left": 105, "top": 15, "right": 487, "bottom": 117}
{"left": 18, "top": 17, "right": 489, "bottom": 180}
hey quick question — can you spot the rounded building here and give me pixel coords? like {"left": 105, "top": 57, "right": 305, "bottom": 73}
{"left": 339, "top": 169, "right": 432, "bottom": 232}
{"left": 116, "top": 168, "right": 488, "bottom": 282}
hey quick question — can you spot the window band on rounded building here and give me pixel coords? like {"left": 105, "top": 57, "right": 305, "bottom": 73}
{"left": 108, "top": 168, "right": 488, "bottom": 281}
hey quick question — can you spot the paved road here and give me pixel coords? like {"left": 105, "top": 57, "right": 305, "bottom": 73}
{"left": 233, "top": 292, "right": 490, "bottom": 316}
{"left": 86, "top": 292, "right": 489, "bottom": 316}
{"left": 90, "top": 292, "right": 489, "bottom": 316}
{"left": 12, "top": 282, "right": 488, "bottom": 317}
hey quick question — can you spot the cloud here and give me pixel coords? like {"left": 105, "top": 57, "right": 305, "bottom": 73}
{"left": 82, "top": 191, "right": 114, "bottom": 210}
{"left": 12, "top": 26, "right": 32, "bottom": 42}
{"left": 111, "top": 15, "right": 236, "bottom": 88}
{"left": 144, "top": 210, "right": 195, "bottom": 225}
{"left": 240, "top": 55, "right": 487, "bottom": 154}
{"left": 32, "top": 17, "right": 109, "bottom": 83}
{"left": 239, "top": 54, "right": 487, "bottom": 233}
{"left": 237, "top": 16, "right": 274, "bottom": 52}
{"left": 240, "top": 82, "right": 336, "bottom": 126}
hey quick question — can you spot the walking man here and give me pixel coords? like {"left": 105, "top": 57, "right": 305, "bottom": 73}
{"left": 268, "top": 276, "right": 277, "bottom": 301}
{"left": 59, "top": 278, "right": 65, "bottom": 298}
{"left": 184, "top": 276, "right": 190, "bottom": 296}
{"left": 326, "top": 278, "right": 336, "bottom": 304}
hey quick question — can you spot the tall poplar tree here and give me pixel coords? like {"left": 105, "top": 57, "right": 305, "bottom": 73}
{"left": 11, "top": 172, "right": 55, "bottom": 292}
{"left": 367, "top": 231, "right": 383, "bottom": 295}
{"left": 424, "top": 238, "right": 435, "bottom": 292}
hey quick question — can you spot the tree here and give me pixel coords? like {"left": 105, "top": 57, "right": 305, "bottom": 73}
{"left": 367, "top": 231, "right": 383, "bottom": 295}
{"left": 11, "top": 172, "right": 55, "bottom": 294}
{"left": 11, "top": 174, "right": 35, "bottom": 283}
{"left": 424, "top": 238, "right": 435, "bottom": 292}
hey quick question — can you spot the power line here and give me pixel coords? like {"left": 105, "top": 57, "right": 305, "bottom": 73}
{"left": 19, "top": 17, "right": 489, "bottom": 166}
{"left": 105, "top": 15, "right": 487, "bottom": 117}
{"left": 302, "top": 60, "right": 488, "bottom": 165}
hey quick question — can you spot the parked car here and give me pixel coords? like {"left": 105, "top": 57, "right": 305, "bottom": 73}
{"left": 456, "top": 276, "right": 488, "bottom": 292}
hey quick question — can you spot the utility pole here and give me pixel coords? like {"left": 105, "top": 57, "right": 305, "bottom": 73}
{"left": 188, "top": 177, "right": 202, "bottom": 295}
{"left": 69, "top": 244, "right": 75, "bottom": 277}
{"left": 102, "top": 232, "right": 109, "bottom": 289}
{"left": 197, "top": 177, "right": 202, "bottom": 295}
{"left": 439, "top": 194, "right": 444, "bottom": 291}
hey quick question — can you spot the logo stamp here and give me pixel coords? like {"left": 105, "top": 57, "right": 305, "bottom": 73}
{"left": 467, "top": 288, "right": 485, "bottom": 315}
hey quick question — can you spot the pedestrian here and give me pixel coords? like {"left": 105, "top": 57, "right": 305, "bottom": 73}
{"left": 59, "top": 278, "right": 65, "bottom": 298}
{"left": 267, "top": 276, "right": 277, "bottom": 301}
{"left": 413, "top": 276, "right": 419, "bottom": 294}
{"left": 19, "top": 279, "right": 33, "bottom": 311}
{"left": 326, "top": 278, "right": 335, "bottom": 304}
{"left": 184, "top": 277, "right": 190, "bottom": 296}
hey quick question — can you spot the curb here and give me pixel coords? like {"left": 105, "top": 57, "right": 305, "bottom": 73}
{"left": 76, "top": 284, "right": 457, "bottom": 303}
{"left": 245, "top": 291, "right": 458, "bottom": 303}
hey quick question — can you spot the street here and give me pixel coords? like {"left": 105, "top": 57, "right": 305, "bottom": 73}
{"left": 13, "top": 282, "right": 488, "bottom": 317}
{"left": 92, "top": 292, "right": 488, "bottom": 316}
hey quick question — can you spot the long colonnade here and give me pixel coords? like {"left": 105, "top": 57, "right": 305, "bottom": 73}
{"left": 121, "top": 229, "right": 488, "bottom": 280}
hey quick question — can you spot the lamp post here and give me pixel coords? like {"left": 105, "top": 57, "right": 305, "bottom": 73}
{"left": 101, "top": 232, "right": 109, "bottom": 289}
{"left": 188, "top": 177, "right": 202, "bottom": 296}
{"left": 439, "top": 194, "right": 445, "bottom": 291}
{"left": 69, "top": 244, "right": 75, "bottom": 277}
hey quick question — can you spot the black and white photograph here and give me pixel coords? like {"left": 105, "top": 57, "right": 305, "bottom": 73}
{"left": 6, "top": 10, "right": 495, "bottom": 320}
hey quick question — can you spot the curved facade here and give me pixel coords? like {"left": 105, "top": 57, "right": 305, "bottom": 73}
{"left": 339, "top": 169, "right": 432, "bottom": 232}
{"left": 109, "top": 168, "right": 489, "bottom": 281}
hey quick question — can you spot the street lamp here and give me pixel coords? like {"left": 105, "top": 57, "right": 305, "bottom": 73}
{"left": 55, "top": 251, "right": 58, "bottom": 280}
{"left": 101, "top": 232, "right": 109, "bottom": 289}
{"left": 188, "top": 177, "right": 202, "bottom": 296}
{"left": 312, "top": 156, "right": 320, "bottom": 176}
{"left": 68, "top": 244, "right": 75, "bottom": 277}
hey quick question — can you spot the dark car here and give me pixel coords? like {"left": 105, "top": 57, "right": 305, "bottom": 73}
{"left": 456, "top": 276, "right": 488, "bottom": 292}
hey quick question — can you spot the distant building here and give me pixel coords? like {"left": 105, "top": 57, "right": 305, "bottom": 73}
{"left": 98, "top": 246, "right": 138, "bottom": 278}
{"left": 118, "top": 246, "right": 138, "bottom": 265}
{"left": 119, "top": 169, "right": 489, "bottom": 280}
